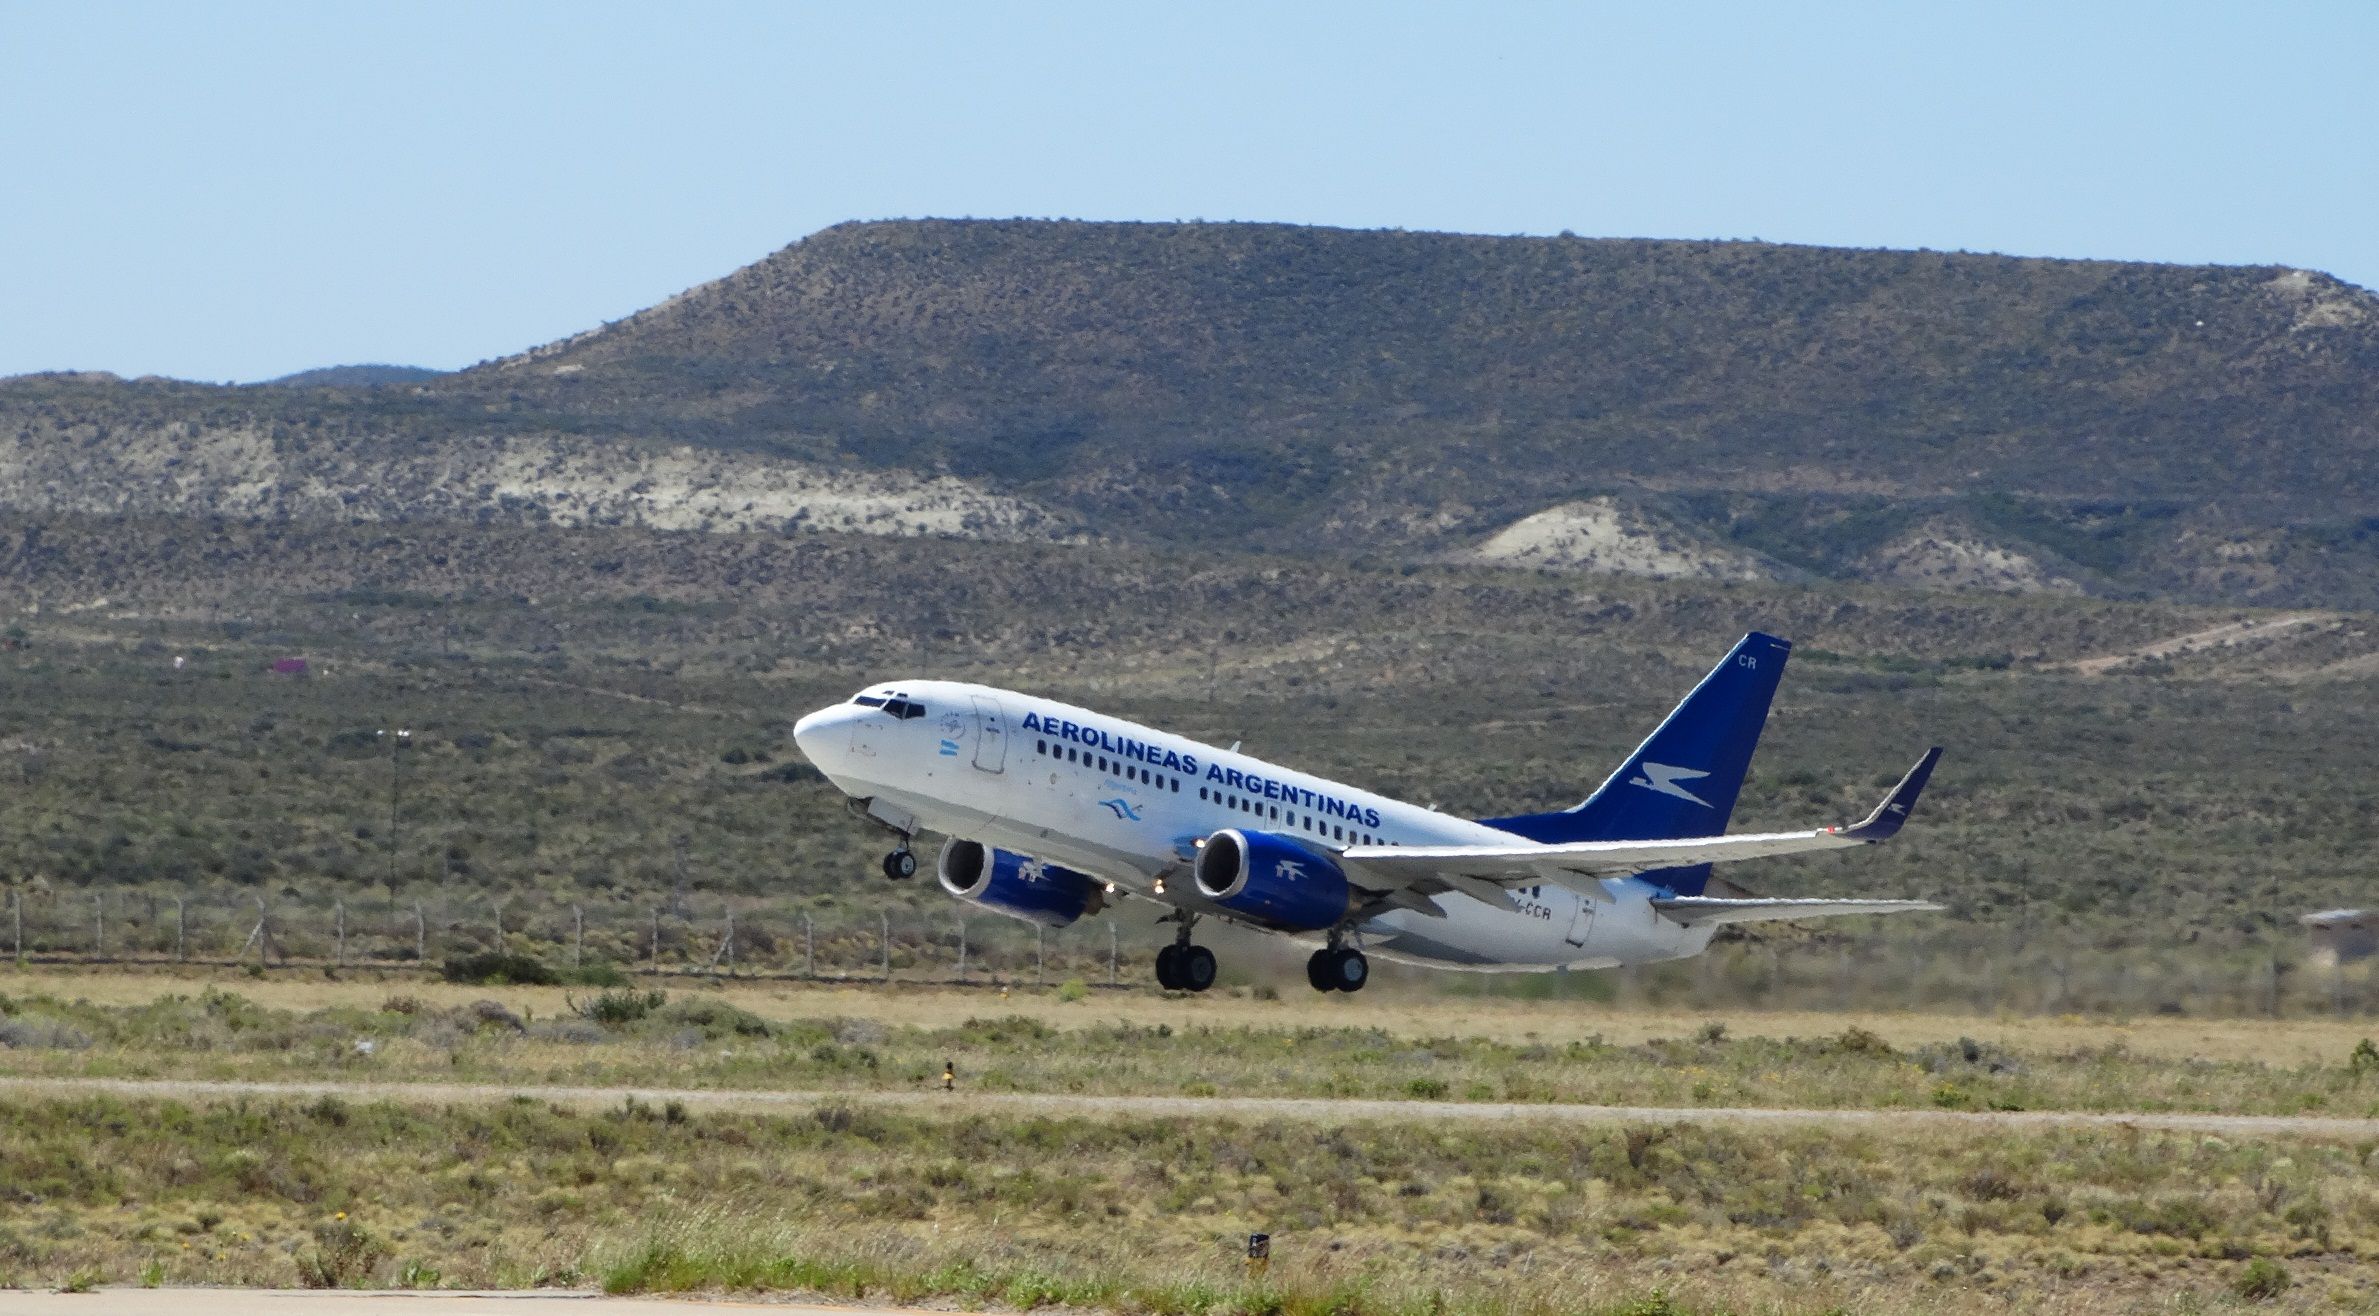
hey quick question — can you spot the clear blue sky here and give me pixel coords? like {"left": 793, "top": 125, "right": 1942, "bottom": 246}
{"left": 5, "top": 1, "right": 2374, "bottom": 382}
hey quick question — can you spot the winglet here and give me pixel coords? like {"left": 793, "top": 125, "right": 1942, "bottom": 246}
{"left": 1838, "top": 747, "right": 1942, "bottom": 842}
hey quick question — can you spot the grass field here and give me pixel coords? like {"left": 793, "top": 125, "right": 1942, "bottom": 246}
{"left": 0, "top": 1092, "right": 2368, "bottom": 1314}
{"left": 7, "top": 970, "right": 2379, "bottom": 1118}
{"left": 8, "top": 971, "right": 2378, "bottom": 1312}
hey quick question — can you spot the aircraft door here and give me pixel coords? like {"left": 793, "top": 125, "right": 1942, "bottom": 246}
{"left": 1563, "top": 889, "right": 1595, "bottom": 949}
{"left": 969, "top": 695, "right": 1008, "bottom": 774}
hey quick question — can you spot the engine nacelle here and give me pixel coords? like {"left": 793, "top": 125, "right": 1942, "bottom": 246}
{"left": 1192, "top": 829, "right": 1354, "bottom": 932}
{"left": 937, "top": 840, "right": 1104, "bottom": 928}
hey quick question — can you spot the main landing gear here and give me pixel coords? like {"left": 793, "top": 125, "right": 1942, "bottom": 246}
{"left": 1306, "top": 941, "right": 1369, "bottom": 993}
{"left": 1154, "top": 911, "right": 1217, "bottom": 993}
{"left": 881, "top": 846, "right": 918, "bottom": 880}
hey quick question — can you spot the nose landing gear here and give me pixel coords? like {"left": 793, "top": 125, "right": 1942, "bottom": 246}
{"left": 850, "top": 798, "right": 922, "bottom": 881}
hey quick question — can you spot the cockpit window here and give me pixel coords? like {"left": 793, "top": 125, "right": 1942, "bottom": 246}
{"left": 858, "top": 690, "right": 928, "bottom": 719}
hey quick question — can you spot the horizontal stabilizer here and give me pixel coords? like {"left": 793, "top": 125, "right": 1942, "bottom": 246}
{"left": 1650, "top": 896, "right": 1943, "bottom": 927}
{"left": 1339, "top": 747, "right": 1944, "bottom": 909}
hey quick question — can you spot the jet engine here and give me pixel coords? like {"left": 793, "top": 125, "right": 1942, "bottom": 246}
{"left": 936, "top": 840, "right": 1104, "bottom": 928}
{"left": 1192, "top": 829, "right": 1354, "bottom": 931}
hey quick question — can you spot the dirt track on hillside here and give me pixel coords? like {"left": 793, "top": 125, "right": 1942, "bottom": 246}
{"left": 5, "top": 1074, "right": 2376, "bottom": 1138}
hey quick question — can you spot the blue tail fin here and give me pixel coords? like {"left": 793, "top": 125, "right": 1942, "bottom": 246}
{"left": 1477, "top": 632, "right": 1791, "bottom": 895}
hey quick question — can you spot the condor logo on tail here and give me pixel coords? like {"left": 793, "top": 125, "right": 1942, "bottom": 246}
{"left": 1629, "top": 762, "right": 1714, "bottom": 808}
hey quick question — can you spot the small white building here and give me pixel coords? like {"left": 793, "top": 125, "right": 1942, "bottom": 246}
{"left": 2302, "top": 909, "right": 2379, "bottom": 965}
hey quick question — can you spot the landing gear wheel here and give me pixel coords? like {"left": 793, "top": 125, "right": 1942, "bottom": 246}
{"left": 1309, "top": 946, "right": 1367, "bottom": 992}
{"left": 1330, "top": 948, "right": 1369, "bottom": 992}
{"left": 1155, "top": 944, "right": 1183, "bottom": 990}
{"left": 1178, "top": 945, "right": 1218, "bottom": 993}
{"left": 1306, "top": 948, "right": 1336, "bottom": 993}
{"left": 882, "top": 849, "right": 918, "bottom": 880}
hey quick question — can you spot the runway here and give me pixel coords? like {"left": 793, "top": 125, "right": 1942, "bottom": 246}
{"left": 4, "top": 1074, "right": 2376, "bottom": 1138}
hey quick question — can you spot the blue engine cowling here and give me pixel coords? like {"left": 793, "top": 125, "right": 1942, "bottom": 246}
{"left": 1191, "top": 829, "right": 1353, "bottom": 931}
{"left": 937, "top": 840, "right": 1104, "bottom": 928}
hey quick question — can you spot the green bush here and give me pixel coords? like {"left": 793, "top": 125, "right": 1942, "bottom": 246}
{"left": 660, "top": 998, "right": 771, "bottom": 1039}
{"left": 295, "top": 1217, "right": 387, "bottom": 1289}
{"left": 2233, "top": 1256, "right": 2290, "bottom": 1301}
{"left": 576, "top": 989, "right": 667, "bottom": 1026}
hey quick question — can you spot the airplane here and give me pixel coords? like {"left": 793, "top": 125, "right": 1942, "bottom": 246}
{"left": 789, "top": 632, "right": 1943, "bottom": 994}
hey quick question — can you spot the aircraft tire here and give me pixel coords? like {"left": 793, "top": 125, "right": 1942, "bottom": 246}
{"left": 1180, "top": 945, "right": 1218, "bottom": 993}
{"left": 1154, "top": 944, "right": 1183, "bottom": 991}
{"left": 1305, "top": 948, "right": 1337, "bottom": 993}
{"left": 1328, "top": 948, "right": 1369, "bottom": 992}
{"left": 882, "top": 849, "right": 918, "bottom": 880}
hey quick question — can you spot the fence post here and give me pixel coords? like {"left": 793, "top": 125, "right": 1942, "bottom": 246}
{"left": 242, "top": 895, "right": 270, "bottom": 966}
{"left": 11, "top": 888, "right": 20, "bottom": 965}
{"left": 491, "top": 897, "right": 508, "bottom": 950}
{"left": 803, "top": 913, "right": 815, "bottom": 979}
{"left": 1109, "top": 923, "right": 1118, "bottom": 986}
{"left": 1036, "top": 925, "right": 1045, "bottom": 986}
{"left": 572, "top": 905, "right": 584, "bottom": 970}
{"left": 709, "top": 907, "right": 736, "bottom": 975}
{"left": 881, "top": 911, "right": 891, "bottom": 982}
{"left": 413, "top": 902, "right": 426, "bottom": 964}
{"left": 175, "top": 895, "right": 187, "bottom": 963}
{"left": 956, "top": 918, "right": 967, "bottom": 981}
{"left": 650, "top": 908, "right": 661, "bottom": 970}
{"left": 335, "top": 899, "right": 346, "bottom": 967}
{"left": 92, "top": 892, "right": 103, "bottom": 960}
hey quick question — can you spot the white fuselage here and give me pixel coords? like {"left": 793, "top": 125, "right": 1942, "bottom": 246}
{"left": 792, "top": 679, "right": 1715, "bottom": 972}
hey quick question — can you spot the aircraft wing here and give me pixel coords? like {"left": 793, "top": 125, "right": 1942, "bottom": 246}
{"left": 1338, "top": 748, "right": 1940, "bottom": 912}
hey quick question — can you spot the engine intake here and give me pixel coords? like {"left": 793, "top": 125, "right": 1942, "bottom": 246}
{"left": 1192, "top": 829, "right": 1353, "bottom": 932}
{"left": 937, "top": 841, "right": 1104, "bottom": 928}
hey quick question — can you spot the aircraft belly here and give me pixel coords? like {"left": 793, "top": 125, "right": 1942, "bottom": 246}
{"left": 1363, "top": 899, "right": 1574, "bottom": 971}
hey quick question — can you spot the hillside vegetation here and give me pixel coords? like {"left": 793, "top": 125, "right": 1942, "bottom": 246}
{"left": 6, "top": 220, "right": 2379, "bottom": 606}
{"left": 1, "top": 514, "right": 2375, "bottom": 1009}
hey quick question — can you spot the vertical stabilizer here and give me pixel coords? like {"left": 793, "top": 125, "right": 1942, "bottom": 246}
{"left": 1477, "top": 632, "right": 1791, "bottom": 894}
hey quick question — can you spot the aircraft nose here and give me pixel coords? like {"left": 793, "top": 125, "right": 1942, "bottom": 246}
{"left": 791, "top": 704, "right": 852, "bottom": 764}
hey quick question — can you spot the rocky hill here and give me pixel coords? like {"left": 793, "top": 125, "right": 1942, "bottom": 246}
{"left": 6, "top": 219, "right": 2378, "bottom": 605}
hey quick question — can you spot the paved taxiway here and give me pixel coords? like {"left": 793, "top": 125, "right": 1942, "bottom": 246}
{"left": 5, "top": 1075, "right": 2374, "bottom": 1137}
